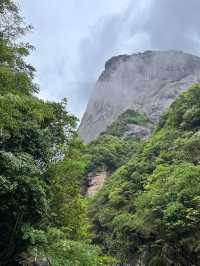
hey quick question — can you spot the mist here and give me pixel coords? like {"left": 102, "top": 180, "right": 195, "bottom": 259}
{"left": 17, "top": 0, "right": 200, "bottom": 118}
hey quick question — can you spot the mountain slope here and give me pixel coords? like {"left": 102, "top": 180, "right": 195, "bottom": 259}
{"left": 83, "top": 109, "right": 152, "bottom": 196}
{"left": 79, "top": 50, "right": 200, "bottom": 143}
{"left": 88, "top": 84, "right": 200, "bottom": 265}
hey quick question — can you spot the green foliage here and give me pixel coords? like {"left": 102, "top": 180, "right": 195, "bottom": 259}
{"left": 4, "top": 1, "right": 200, "bottom": 265}
{"left": 158, "top": 83, "right": 200, "bottom": 131}
{"left": 104, "top": 109, "right": 151, "bottom": 138}
{"left": 0, "top": 151, "right": 48, "bottom": 264}
{"left": 0, "top": 1, "right": 109, "bottom": 265}
{"left": 135, "top": 164, "right": 200, "bottom": 236}
{"left": 83, "top": 110, "right": 152, "bottom": 197}
{"left": 47, "top": 138, "right": 87, "bottom": 239}
{"left": 85, "top": 134, "right": 139, "bottom": 173}
{"left": 23, "top": 227, "right": 115, "bottom": 266}
{"left": 0, "top": 0, "right": 31, "bottom": 38}
{"left": 88, "top": 84, "right": 200, "bottom": 265}
{"left": 0, "top": 93, "right": 76, "bottom": 164}
{"left": 83, "top": 110, "right": 148, "bottom": 190}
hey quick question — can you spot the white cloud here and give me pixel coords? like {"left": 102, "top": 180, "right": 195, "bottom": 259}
{"left": 16, "top": 0, "right": 200, "bottom": 118}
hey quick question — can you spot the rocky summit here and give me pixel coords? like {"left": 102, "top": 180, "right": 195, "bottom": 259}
{"left": 79, "top": 50, "right": 200, "bottom": 143}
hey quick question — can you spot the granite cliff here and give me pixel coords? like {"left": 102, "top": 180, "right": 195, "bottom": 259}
{"left": 79, "top": 50, "right": 200, "bottom": 143}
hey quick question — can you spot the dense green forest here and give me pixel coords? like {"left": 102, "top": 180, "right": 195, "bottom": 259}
{"left": 88, "top": 84, "right": 200, "bottom": 265}
{"left": 83, "top": 110, "right": 148, "bottom": 184}
{"left": 1, "top": 1, "right": 200, "bottom": 266}
{"left": 0, "top": 1, "right": 112, "bottom": 265}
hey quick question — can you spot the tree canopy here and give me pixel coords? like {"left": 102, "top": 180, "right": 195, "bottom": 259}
{"left": 88, "top": 84, "right": 200, "bottom": 265}
{"left": 2, "top": 1, "right": 200, "bottom": 265}
{"left": 0, "top": 1, "right": 110, "bottom": 265}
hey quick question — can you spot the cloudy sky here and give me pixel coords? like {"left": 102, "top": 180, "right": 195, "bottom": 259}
{"left": 17, "top": 0, "right": 200, "bottom": 118}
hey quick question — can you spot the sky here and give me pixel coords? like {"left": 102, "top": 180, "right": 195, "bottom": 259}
{"left": 17, "top": 0, "right": 200, "bottom": 118}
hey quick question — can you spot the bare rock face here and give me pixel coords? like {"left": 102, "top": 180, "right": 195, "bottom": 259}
{"left": 87, "top": 171, "right": 107, "bottom": 196}
{"left": 125, "top": 123, "right": 153, "bottom": 140}
{"left": 79, "top": 50, "right": 200, "bottom": 143}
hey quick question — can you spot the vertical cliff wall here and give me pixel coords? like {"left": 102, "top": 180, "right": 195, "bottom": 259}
{"left": 79, "top": 51, "right": 200, "bottom": 143}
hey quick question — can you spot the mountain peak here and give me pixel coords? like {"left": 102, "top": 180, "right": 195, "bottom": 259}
{"left": 79, "top": 50, "right": 200, "bottom": 143}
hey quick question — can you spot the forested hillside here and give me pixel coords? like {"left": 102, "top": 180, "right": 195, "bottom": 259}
{"left": 88, "top": 84, "right": 200, "bottom": 265}
{"left": 1, "top": 1, "right": 200, "bottom": 266}
{"left": 83, "top": 110, "right": 152, "bottom": 194}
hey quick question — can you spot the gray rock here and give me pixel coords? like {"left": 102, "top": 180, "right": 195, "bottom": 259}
{"left": 124, "top": 123, "right": 153, "bottom": 140}
{"left": 79, "top": 50, "right": 200, "bottom": 143}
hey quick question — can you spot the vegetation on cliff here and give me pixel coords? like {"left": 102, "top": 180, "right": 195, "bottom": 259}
{"left": 88, "top": 84, "right": 200, "bottom": 265}
{"left": 105, "top": 109, "right": 152, "bottom": 139}
{"left": 82, "top": 110, "right": 151, "bottom": 190}
{"left": 2, "top": 1, "right": 200, "bottom": 266}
